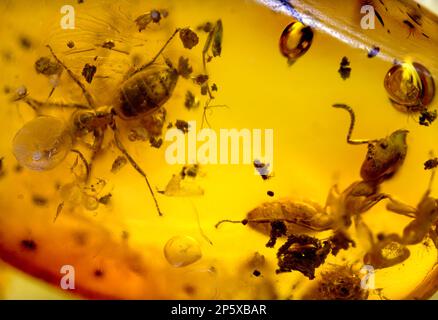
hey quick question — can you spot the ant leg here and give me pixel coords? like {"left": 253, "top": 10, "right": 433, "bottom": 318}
{"left": 110, "top": 121, "right": 163, "bottom": 216}
{"left": 91, "top": 129, "right": 105, "bottom": 161}
{"left": 46, "top": 45, "right": 97, "bottom": 109}
{"left": 201, "top": 99, "right": 229, "bottom": 129}
{"left": 359, "top": 193, "right": 388, "bottom": 213}
{"left": 387, "top": 162, "right": 435, "bottom": 217}
{"left": 354, "top": 215, "right": 375, "bottom": 246}
{"left": 201, "top": 99, "right": 214, "bottom": 128}
{"left": 132, "top": 28, "right": 181, "bottom": 76}
{"left": 73, "top": 129, "right": 105, "bottom": 181}
{"left": 215, "top": 217, "right": 330, "bottom": 231}
{"left": 386, "top": 196, "right": 417, "bottom": 218}
{"left": 332, "top": 104, "right": 375, "bottom": 145}
{"left": 22, "top": 96, "right": 91, "bottom": 111}
{"left": 324, "top": 184, "right": 341, "bottom": 211}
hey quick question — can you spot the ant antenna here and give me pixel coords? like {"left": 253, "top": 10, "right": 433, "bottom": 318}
{"left": 215, "top": 219, "right": 247, "bottom": 228}
{"left": 332, "top": 104, "right": 373, "bottom": 145}
{"left": 189, "top": 200, "right": 213, "bottom": 245}
{"left": 111, "top": 122, "right": 163, "bottom": 216}
{"left": 133, "top": 28, "right": 181, "bottom": 76}
{"left": 215, "top": 217, "right": 324, "bottom": 231}
{"left": 46, "top": 45, "right": 97, "bottom": 109}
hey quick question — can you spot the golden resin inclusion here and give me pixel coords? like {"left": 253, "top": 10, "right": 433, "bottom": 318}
{"left": 0, "top": 0, "right": 437, "bottom": 299}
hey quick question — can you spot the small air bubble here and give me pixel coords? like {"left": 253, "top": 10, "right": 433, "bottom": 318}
{"left": 164, "top": 235, "right": 202, "bottom": 267}
{"left": 82, "top": 194, "right": 99, "bottom": 211}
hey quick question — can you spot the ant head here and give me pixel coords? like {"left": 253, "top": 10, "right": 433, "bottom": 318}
{"left": 71, "top": 110, "right": 95, "bottom": 136}
{"left": 360, "top": 130, "right": 409, "bottom": 183}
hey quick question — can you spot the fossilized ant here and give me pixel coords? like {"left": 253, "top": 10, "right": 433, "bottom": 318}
{"left": 216, "top": 104, "right": 409, "bottom": 244}
{"left": 13, "top": 29, "right": 186, "bottom": 216}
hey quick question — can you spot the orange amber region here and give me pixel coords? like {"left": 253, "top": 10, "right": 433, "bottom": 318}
{"left": 0, "top": 0, "right": 437, "bottom": 299}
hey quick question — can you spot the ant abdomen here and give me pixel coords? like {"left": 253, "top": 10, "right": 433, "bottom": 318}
{"left": 114, "top": 65, "right": 179, "bottom": 120}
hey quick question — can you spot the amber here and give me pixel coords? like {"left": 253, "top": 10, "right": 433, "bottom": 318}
{"left": 384, "top": 62, "right": 435, "bottom": 112}
{"left": 0, "top": 0, "right": 438, "bottom": 301}
{"left": 279, "top": 20, "right": 313, "bottom": 64}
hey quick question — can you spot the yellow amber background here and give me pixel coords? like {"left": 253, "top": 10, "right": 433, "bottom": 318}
{"left": 0, "top": 0, "right": 437, "bottom": 299}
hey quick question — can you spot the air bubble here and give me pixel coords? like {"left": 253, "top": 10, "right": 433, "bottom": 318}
{"left": 59, "top": 182, "right": 82, "bottom": 205}
{"left": 12, "top": 116, "right": 72, "bottom": 171}
{"left": 164, "top": 236, "right": 202, "bottom": 267}
{"left": 82, "top": 194, "right": 99, "bottom": 211}
{"left": 384, "top": 62, "right": 435, "bottom": 112}
{"left": 279, "top": 20, "right": 314, "bottom": 64}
